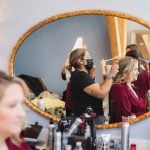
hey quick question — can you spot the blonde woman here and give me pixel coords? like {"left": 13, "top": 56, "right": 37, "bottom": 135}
{"left": 125, "top": 48, "right": 150, "bottom": 101}
{"left": 0, "top": 71, "right": 31, "bottom": 150}
{"left": 109, "top": 57, "right": 147, "bottom": 123}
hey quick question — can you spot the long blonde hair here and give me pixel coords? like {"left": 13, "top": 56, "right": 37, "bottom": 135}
{"left": 114, "top": 57, "right": 138, "bottom": 83}
{"left": 0, "top": 71, "right": 29, "bottom": 146}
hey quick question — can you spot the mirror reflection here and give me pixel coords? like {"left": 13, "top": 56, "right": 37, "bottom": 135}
{"left": 11, "top": 12, "right": 150, "bottom": 126}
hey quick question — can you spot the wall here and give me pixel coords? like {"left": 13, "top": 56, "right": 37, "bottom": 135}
{"left": 0, "top": 0, "right": 150, "bottom": 140}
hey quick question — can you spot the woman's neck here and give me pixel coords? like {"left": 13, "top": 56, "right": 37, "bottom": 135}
{"left": 127, "top": 82, "right": 132, "bottom": 86}
{"left": 127, "top": 82, "right": 135, "bottom": 87}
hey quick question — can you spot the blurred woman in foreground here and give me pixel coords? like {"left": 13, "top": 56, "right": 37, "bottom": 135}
{"left": 0, "top": 71, "right": 31, "bottom": 150}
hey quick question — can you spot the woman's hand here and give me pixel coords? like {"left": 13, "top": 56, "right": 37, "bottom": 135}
{"left": 99, "top": 59, "right": 106, "bottom": 75}
{"left": 108, "top": 63, "right": 119, "bottom": 77}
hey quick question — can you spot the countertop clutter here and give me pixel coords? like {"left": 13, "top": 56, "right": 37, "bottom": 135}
{"left": 23, "top": 123, "right": 150, "bottom": 150}
{"left": 22, "top": 122, "right": 48, "bottom": 150}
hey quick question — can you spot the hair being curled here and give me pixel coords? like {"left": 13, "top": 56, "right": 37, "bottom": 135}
{"left": 114, "top": 57, "right": 138, "bottom": 83}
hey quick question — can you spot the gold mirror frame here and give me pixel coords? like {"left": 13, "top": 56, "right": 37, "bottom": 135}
{"left": 9, "top": 9, "right": 150, "bottom": 128}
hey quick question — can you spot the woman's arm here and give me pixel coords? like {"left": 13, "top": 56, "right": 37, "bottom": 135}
{"left": 84, "top": 63, "right": 119, "bottom": 99}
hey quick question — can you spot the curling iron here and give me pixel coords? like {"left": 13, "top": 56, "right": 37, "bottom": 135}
{"left": 104, "top": 55, "right": 121, "bottom": 62}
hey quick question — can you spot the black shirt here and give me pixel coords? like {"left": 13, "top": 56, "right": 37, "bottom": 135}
{"left": 70, "top": 70, "right": 103, "bottom": 116}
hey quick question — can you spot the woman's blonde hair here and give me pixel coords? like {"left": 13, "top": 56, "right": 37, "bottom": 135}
{"left": 0, "top": 71, "right": 29, "bottom": 146}
{"left": 114, "top": 57, "right": 138, "bottom": 83}
{"left": 0, "top": 71, "right": 29, "bottom": 99}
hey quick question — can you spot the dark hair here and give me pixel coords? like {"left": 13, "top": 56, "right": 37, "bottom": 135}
{"left": 126, "top": 44, "right": 143, "bottom": 59}
{"left": 126, "top": 44, "right": 138, "bottom": 51}
{"left": 125, "top": 49, "right": 141, "bottom": 60}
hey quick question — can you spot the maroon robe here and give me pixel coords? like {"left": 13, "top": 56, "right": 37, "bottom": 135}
{"left": 109, "top": 82, "right": 147, "bottom": 123}
{"left": 6, "top": 138, "right": 31, "bottom": 150}
{"left": 133, "top": 70, "right": 150, "bottom": 100}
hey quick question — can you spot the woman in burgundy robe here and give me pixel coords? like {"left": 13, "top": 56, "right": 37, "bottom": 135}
{"left": 125, "top": 48, "right": 150, "bottom": 101}
{"left": 133, "top": 69, "right": 150, "bottom": 100}
{"left": 109, "top": 57, "right": 147, "bottom": 123}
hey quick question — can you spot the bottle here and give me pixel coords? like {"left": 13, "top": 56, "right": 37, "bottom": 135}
{"left": 84, "top": 124, "right": 91, "bottom": 138}
{"left": 62, "top": 132, "right": 68, "bottom": 150}
{"left": 74, "top": 141, "right": 83, "bottom": 150}
{"left": 130, "top": 144, "right": 136, "bottom": 150}
{"left": 48, "top": 123, "right": 55, "bottom": 150}
{"left": 37, "top": 97, "right": 45, "bottom": 111}
{"left": 65, "top": 144, "right": 72, "bottom": 150}
{"left": 54, "top": 131, "right": 61, "bottom": 150}
{"left": 67, "top": 118, "right": 82, "bottom": 136}
{"left": 121, "top": 120, "right": 130, "bottom": 150}
{"left": 130, "top": 113, "right": 136, "bottom": 119}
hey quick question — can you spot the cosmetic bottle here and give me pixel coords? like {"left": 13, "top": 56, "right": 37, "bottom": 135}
{"left": 121, "top": 120, "right": 130, "bottom": 150}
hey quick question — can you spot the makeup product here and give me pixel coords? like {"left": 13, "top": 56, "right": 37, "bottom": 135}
{"left": 121, "top": 120, "right": 130, "bottom": 150}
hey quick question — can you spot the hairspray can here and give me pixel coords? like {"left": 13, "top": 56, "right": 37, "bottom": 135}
{"left": 67, "top": 118, "right": 82, "bottom": 136}
{"left": 121, "top": 120, "right": 130, "bottom": 150}
{"left": 48, "top": 124, "right": 55, "bottom": 150}
{"left": 54, "top": 131, "right": 61, "bottom": 150}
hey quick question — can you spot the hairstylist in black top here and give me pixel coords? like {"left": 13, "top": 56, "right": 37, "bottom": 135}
{"left": 69, "top": 48, "right": 119, "bottom": 118}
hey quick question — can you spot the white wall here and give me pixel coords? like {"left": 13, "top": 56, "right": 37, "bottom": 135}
{"left": 0, "top": 0, "right": 150, "bottom": 140}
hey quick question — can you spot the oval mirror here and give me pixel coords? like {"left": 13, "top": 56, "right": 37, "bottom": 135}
{"left": 9, "top": 10, "right": 150, "bottom": 128}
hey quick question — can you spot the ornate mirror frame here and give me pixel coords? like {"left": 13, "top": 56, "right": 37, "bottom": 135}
{"left": 9, "top": 9, "right": 150, "bottom": 128}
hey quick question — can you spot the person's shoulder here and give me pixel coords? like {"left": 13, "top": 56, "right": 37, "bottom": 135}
{"left": 72, "top": 70, "right": 87, "bottom": 76}
{"left": 139, "top": 70, "right": 150, "bottom": 78}
{"left": 71, "top": 71, "right": 91, "bottom": 83}
{"left": 111, "top": 83, "right": 128, "bottom": 93}
{"left": 142, "top": 70, "right": 150, "bottom": 75}
{"left": 112, "top": 82, "right": 126, "bottom": 89}
{"left": 110, "top": 83, "right": 128, "bottom": 97}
